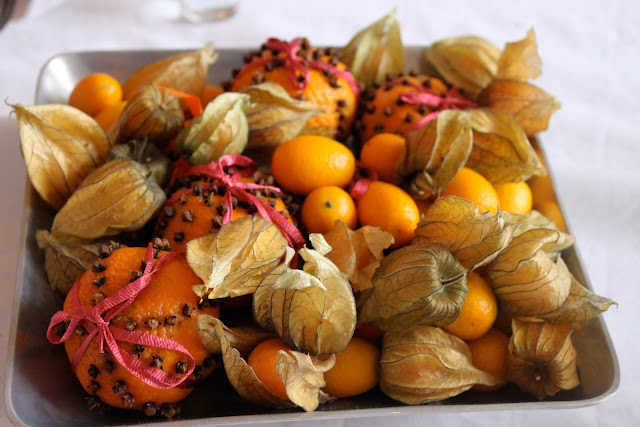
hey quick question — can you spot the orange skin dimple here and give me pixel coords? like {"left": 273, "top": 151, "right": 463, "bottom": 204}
{"left": 230, "top": 51, "right": 357, "bottom": 140}
{"left": 360, "top": 76, "right": 450, "bottom": 141}
{"left": 63, "top": 247, "right": 219, "bottom": 411}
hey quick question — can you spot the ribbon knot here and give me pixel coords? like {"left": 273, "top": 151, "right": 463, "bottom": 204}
{"left": 397, "top": 79, "right": 478, "bottom": 134}
{"left": 47, "top": 244, "right": 197, "bottom": 389}
{"left": 169, "top": 154, "right": 306, "bottom": 250}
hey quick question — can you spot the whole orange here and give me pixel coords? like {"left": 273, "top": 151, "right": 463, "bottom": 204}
{"left": 360, "top": 133, "right": 406, "bottom": 183}
{"left": 356, "top": 181, "right": 420, "bottom": 247}
{"left": 94, "top": 100, "right": 127, "bottom": 132}
{"left": 69, "top": 72, "right": 123, "bottom": 117}
{"left": 246, "top": 338, "right": 294, "bottom": 400}
{"left": 301, "top": 186, "right": 357, "bottom": 234}
{"left": 444, "top": 271, "right": 498, "bottom": 341}
{"left": 271, "top": 135, "right": 355, "bottom": 195}
{"left": 322, "top": 337, "right": 380, "bottom": 398}
{"left": 440, "top": 167, "right": 499, "bottom": 214}
{"left": 494, "top": 182, "right": 532, "bottom": 215}
{"left": 467, "top": 328, "right": 510, "bottom": 392}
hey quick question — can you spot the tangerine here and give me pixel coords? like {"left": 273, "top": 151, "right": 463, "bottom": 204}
{"left": 246, "top": 338, "right": 294, "bottom": 400}
{"left": 444, "top": 272, "right": 498, "bottom": 341}
{"left": 301, "top": 186, "right": 357, "bottom": 234}
{"left": 69, "top": 72, "right": 123, "bottom": 117}
{"left": 271, "top": 135, "right": 355, "bottom": 195}
{"left": 440, "top": 167, "right": 499, "bottom": 214}
{"left": 467, "top": 328, "right": 509, "bottom": 392}
{"left": 494, "top": 182, "right": 532, "bottom": 215}
{"left": 359, "top": 133, "right": 406, "bottom": 183}
{"left": 356, "top": 181, "right": 419, "bottom": 247}
{"left": 322, "top": 337, "right": 380, "bottom": 398}
{"left": 94, "top": 100, "right": 127, "bottom": 132}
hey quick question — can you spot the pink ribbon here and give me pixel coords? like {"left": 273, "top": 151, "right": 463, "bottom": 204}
{"left": 235, "top": 37, "right": 360, "bottom": 100}
{"left": 168, "top": 154, "right": 306, "bottom": 250}
{"left": 46, "top": 244, "right": 196, "bottom": 389}
{"left": 398, "top": 80, "right": 477, "bottom": 134}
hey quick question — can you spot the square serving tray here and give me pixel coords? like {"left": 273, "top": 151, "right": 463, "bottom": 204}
{"left": 5, "top": 48, "right": 620, "bottom": 426}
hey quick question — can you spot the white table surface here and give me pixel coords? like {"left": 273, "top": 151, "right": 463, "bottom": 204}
{"left": 1, "top": 0, "right": 638, "bottom": 425}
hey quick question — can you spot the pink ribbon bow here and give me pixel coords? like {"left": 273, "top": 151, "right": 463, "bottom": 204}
{"left": 235, "top": 37, "right": 361, "bottom": 99}
{"left": 398, "top": 79, "right": 478, "bottom": 134}
{"left": 46, "top": 244, "right": 196, "bottom": 389}
{"left": 169, "top": 154, "right": 306, "bottom": 250}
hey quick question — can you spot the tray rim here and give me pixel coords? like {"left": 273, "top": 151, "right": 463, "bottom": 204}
{"left": 4, "top": 47, "right": 621, "bottom": 426}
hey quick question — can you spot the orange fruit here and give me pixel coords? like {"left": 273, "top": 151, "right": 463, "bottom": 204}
{"left": 360, "top": 133, "right": 406, "bottom": 183}
{"left": 359, "top": 75, "right": 467, "bottom": 141}
{"left": 301, "top": 186, "right": 357, "bottom": 234}
{"left": 444, "top": 272, "right": 498, "bottom": 341}
{"left": 271, "top": 135, "right": 355, "bottom": 195}
{"left": 61, "top": 246, "right": 220, "bottom": 412}
{"left": 322, "top": 337, "right": 380, "bottom": 398}
{"left": 467, "top": 328, "right": 510, "bottom": 392}
{"left": 534, "top": 200, "right": 568, "bottom": 232}
{"left": 494, "top": 182, "right": 533, "bottom": 214}
{"left": 246, "top": 338, "right": 294, "bottom": 400}
{"left": 200, "top": 84, "right": 224, "bottom": 106}
{"left": 94, "top": 100, "right": 127, "bottom": 132}
{"left": 69, "top": 72, "right": 123, "bottom": 117}
{"left": 356, "top": 181, "right": 420, "bottom": 247}
{"left": 230, "top": 43, "right": 357, "bottom": 139}
{"left": 440, "top": 167, "right": 499, "bottom": 214}
{"left": 528, "top": 173, "right": 557, "bottom": 206}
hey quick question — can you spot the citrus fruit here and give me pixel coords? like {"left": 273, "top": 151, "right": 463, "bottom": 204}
{"left": 200, "top": 84, "right": 224, "bottom": 106}
{"left": 322, "top": 337, "right": 381, "bottom": 398}
{"left": 444, "top": 271, "right": 498, "bottom": 341}
{"left": 494, "top": 182, "right": 532, "bottom": 214}
{"left": 440, "top": 167, "right": 499, "bottom": 214}
{"left": 360, "top": 133, "right": 406, "bottom": 183}
{"left": 534, "top": 200, "right": 568, "bottom": 233}
{"left": 301, "top": 186, "right": 357, "bottom": 234}
{"left": 271, "top": 135, "right": 355, "bottom": 195}
{"left": 467, "top": 328, "right": 510, "bottom": 392}
{"left": 356, "top": 181, "right": 420, "bottom": 247}
{"left": 94, "top": 100, "right": 127, "bottom": 132}
{"left": 246, "top": 338, "right": 294, "bottom": 400}
{"left": 69, "top": 72, "right": 123, "bottom": 117}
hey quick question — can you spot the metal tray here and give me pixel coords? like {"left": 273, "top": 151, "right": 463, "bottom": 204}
{"left": 4, "top": 48, "right": 620, "bottom": 426}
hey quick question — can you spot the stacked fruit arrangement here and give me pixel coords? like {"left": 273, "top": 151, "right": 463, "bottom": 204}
{"left": 12, "top": 11, "right": 615, "bottom": 419}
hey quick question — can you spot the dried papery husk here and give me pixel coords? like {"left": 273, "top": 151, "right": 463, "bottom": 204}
{"left": 380, "top": 325, "right": 501, "bottom": 404}
{"left": 322, "top": 220, "right": 395, "bottom": 292}
{"left": 396, "top": 110, "right": 473, "bottom": 199}
{"left": 478, "top": 79, "right": 561, "bottom": 137}
{"left": 340, "top": 10, "right": 404, "bottom": 88}
{"left": 424, "top": 36, "right": 501, "bottom": 100}
{"left": 496, "top": 29, "right": 542, "bottom": 82}
{"left": 177, "top": 92, "right": 251, "bottom": 165}
{"left": 466, "top": 108, "right": 545, "bottom": 184}
{"left": 105, "top": 139, "right": 171, "bottom": 187}
{"left": 488, "top": 221, "right": 576, "bottom": 316}
{"left": 11, "top": 103, "right": 110, "bottom": 210}
{"left": 35, "top": 229, "right": 108, "bottom": 294}
{"left": 414, "top": 196, "right": 516, "bottom": 271}
{"left": 122, "top": 45, "right": 218, "bottom": 100}
{"left": 507, "top": 319, "right": 579, "bottom": 399}
{"left": 201, "top": 315, "right": 334, "bottom": 411}
{"left": 253, "top": 235, "right": 357, "bottom": 355}
{"left": 358, "top": 241, "right": 468, "bottom": 332}
{"left": 188, "top": 216, "right": 288, "bottom": 300}
{"left": 198, "top": 314, "right": 277, "bottom": 357}
{"left": 51, "top": 158, "right": 166, "bottom": 239}
{"left": 239, "top": 82, "right": 325, "bottom": 148}
{"left": 111, "top": 85, "right": 184, "bottom": 146}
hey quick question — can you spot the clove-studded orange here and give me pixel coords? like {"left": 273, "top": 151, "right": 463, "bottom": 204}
{"left": 155, "top": 173, "right": 295, "bottom": 252}
{"left": 228, "top": 37, "right": 359, "bottom": 140}
{"left": 56, "top": 242, "right": 220, "bottom": 415}
{"left": 358, "top": 74, "right": 473, "bottom": 142}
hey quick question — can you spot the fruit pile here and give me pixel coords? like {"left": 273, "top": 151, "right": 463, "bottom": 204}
{"left": 12, "top": 11, "right": 615, "bottom": 420}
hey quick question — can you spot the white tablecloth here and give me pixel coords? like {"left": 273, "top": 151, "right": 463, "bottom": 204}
{"left": 0, "top": 0, "right": 638, "bottom": 425}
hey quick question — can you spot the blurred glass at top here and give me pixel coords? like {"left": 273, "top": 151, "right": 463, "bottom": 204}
{"left": 181, "top": 0, "right": 239, "bottom": 23}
